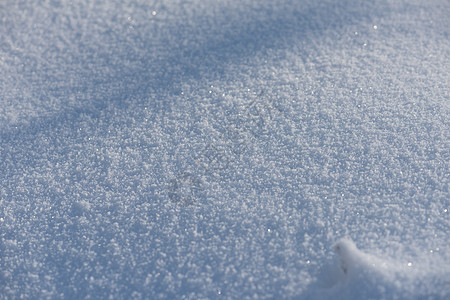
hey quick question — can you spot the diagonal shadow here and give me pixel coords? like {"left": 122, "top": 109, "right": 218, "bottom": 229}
{"left": 0, "top": 2, "right": 393, "bottom": 297}
{"left": 0, "top": 0, "right": 388, "bottom": 142}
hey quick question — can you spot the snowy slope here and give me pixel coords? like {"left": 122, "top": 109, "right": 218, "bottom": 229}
{"left": 1, "top": 0, "right": 449, "bottom": 299}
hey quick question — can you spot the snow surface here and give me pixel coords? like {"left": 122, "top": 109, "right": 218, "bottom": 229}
{"left": 1, "top": 0, "right": 449, "bottom": 299}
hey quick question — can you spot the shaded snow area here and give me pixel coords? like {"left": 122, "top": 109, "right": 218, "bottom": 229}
{"left": 1, "top": 0, "right": 449, "bottom": 299}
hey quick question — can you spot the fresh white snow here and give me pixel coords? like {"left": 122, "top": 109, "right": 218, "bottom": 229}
{"left": 1, "top": 0, "right": 449, "bottom": 299}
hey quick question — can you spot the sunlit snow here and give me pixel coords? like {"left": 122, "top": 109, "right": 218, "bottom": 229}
{"left": 1, "top": 0, "right": 449, "bottom": 299}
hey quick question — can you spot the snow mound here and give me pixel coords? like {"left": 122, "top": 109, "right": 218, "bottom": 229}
{"left": 334, "top": 238, "right": 392, "bottom": 277}
{"left": 309, "top": 239, "right": 450, "bottom": 299}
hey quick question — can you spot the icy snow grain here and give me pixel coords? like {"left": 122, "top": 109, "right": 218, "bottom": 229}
{"left": 1, "top": 0, "right": 449, "bottom": 299}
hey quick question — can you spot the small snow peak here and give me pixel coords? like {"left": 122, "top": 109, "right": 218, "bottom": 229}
{"left": 333, "top": 238, "right": 362, "bottom": 275}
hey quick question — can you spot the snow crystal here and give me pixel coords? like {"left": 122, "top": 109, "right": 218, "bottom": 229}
{"left": 1, "top": 0, "right": 449, "bottom": 299}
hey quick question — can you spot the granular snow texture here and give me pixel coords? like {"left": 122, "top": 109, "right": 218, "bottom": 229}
{"left": 1, "top": 0, "right": 449, "bottom": 299}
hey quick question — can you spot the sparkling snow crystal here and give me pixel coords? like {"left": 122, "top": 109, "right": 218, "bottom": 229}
{"left": 1, "top": 0, "right": 449, "bottom": 299}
